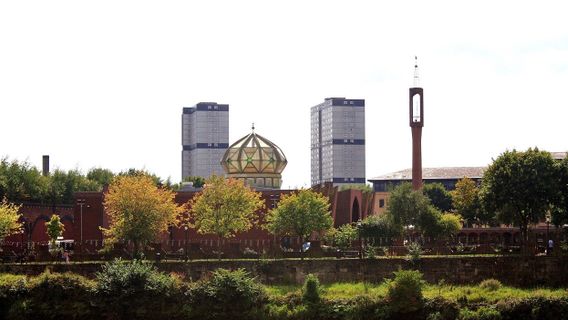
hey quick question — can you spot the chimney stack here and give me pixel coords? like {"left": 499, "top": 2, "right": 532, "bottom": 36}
{"left": 42, "top": 155, "right": 50, "bottom": 176}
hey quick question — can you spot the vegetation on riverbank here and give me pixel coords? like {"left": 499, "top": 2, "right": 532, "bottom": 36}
{"left": 1, "top": 259, "right": 567, "bottom": 319}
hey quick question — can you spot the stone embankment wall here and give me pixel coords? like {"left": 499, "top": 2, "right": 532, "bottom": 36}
{"left": 2, "top": 256, "right": 567, "bottom": 286}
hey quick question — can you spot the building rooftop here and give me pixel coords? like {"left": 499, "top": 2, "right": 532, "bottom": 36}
{"left": 551, "top": 152, "right": 567, "bottom": 160}
{"left": 369, "top": 167, "right": 486, "bottom": 181}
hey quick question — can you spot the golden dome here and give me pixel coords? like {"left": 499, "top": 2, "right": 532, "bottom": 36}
{"left": 221, "top": 129, "right": 287, "bottom": 189}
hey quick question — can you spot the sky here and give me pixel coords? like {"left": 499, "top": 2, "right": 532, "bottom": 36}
{"left": 1, "top": 1, "right": 567, "bottom": 189}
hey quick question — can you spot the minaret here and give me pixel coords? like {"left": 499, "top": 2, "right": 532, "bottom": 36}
{"left": 409, "top": 56, "right": 424, "bottom": 190}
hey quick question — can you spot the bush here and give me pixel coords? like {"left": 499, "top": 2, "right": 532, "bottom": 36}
{"left": 386, "top": 269, "right": 425, "bottom": 315}
{"left": 186, "top": 268, "right": 267, "bottom": 319}
{"left": 0, "top": 274, "right": 28, "bottom": 318}
{"left": 406, "top": 242, "right": 423, "bottom": 264}
{"left": 95, "top": 259, "right": 181, "bottom": 318}
{"left": 424, "top": 297, "right": 460, "bottom": 320}
{"left": 479, "top": 279, "right": 502, "bottom": 291}
{"left": 460, "top": 307, "right": 501, "bottom": 320}
{"left": 13, "top": 271, "right": 95, "bottom": 319}
{"left": 302, "top": 274, "right": 321, "bottom": 304}
{"left": 497, "top": 297, "right": 568, "bottom": 320}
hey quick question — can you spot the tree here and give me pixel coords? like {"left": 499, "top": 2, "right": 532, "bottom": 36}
{"left": 422, "top": 183, "right": 453, "bottom": 212}
{"left": 386, "top": 183, "right": 431, "bottom": 230}
{"left": 358, "top": 214, "right": 401, "bottom": 246}
{"left": 327, "top": 223, "right": 358, "bottom": 251}
{"left": 265, "top": 189, "right": 333, "bottom": 256}
{"left": 183, "top": 176, "right": 205, "bottom": 188}
{"left": 87, "top": 168, "right": 115, "bottom": 187}
{"left": 552, "top": 156, "right": 568, "bottom": 227}
{"left": 451, "top": 177, "right": 492, "bottom": 227}
{"left": 0, "top": 199, "right": 22, "bottom": 241}
{"left": 189, "top": 175, "right": 263, "bottom": 259}
{"left": 480, "top": 148, "right": 558, "bottom": 247}
{"left": 45, "top": 214, "right": 65, "bottom": 252}
{"left": 0, "top": 157, "right": 48, "bottom": 203}
{"left": 437, "top": 213, "right": 462, "bottom": 240}
{"left": 102, "top": 174, "right": 184, "bottom": 256}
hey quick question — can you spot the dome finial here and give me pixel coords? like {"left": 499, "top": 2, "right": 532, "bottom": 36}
{"left": 413, "top": 56, "right": 420, "bottom": 87}
{"left": 252, "top": 122, "right": 255, "bottom": 132}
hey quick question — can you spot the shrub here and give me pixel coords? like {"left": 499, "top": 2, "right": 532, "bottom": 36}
{"left": 95, "top": 258, "right": 181, "bottom": 318}
{"left": 425, "top": 297, "right": 460, "bottom": 320}
{"left": 479, "top": 279, "right": 502, "bottom": 291}
{"left": 302, "top": 274, "right": 321, "bottom": 304}
{"left": 186, "top": 268, "right": 267, "bottom": 319}
{"left": 406, "top": 241, "right": 423, "bottom": 264}
{"left": 0, "top": 274, "right": 28, "bottom": 318}
{"left": 13, "top": 271, "right": 95, "bottom": 319}
{"left": 460, "top": 307, "right": 501, "bottom": 320}
{"left": 497, "top": 297, "right": 568, "bottom": 320}
{"left": 386, "top": 269, "right": 425, "bottom": 315}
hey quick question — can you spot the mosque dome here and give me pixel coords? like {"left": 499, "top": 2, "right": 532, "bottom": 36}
{"left": 221, "top": 127, "right": 287, "bottom": 189}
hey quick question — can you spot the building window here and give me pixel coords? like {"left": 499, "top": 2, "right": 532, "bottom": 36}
{"left": 379, "top": 199, "right": 385, "bottom": 208}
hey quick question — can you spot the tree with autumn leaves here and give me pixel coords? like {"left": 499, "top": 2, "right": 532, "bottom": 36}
{"left": 103, "top": 174, "right": 185, "bottom": 256}
{"left": 0, "top": 199, "right": 22, "bottom": 241}
{"left": 188, "top": 175, "right": 264, "bottom": 259}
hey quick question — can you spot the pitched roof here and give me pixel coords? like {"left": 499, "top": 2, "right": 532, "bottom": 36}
{"left": 369, "top": 167, "right": 486, "bottom": 181}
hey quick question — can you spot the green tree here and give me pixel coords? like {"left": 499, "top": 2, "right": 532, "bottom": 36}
{"left": 327, "top": 223, "right": 358, "bottom": 251}
{"left": 423, "top": 183, "right": 453, "bottom": 212}
{"left": 45, "top": 214, "right": 65, "bottom": 255}
{"left": 358, "top": 214, "right": 401, "bottom": 246}
{"left": 0, "top": 199, "right": 22, "bottom": 240}
{"left": 438, "top": 213, "right": 462, "bottom": 240}
{"left": 0, "top": 157, "right": 48, "bottom": 203}
{"left": 451, "top": 177, "right": 482, "bottom": 226}
{"left": 183, "top": 176, "right": 205, "bottom": 188}
{"left": 265, "top": 189, "right": 333, "bottom": 257}
{"left": 481, "top": 148, "right": 558, "bottom": 246}
{"left": 189, "top": 175, "right": 264, "bottom": 259}
{"left": 49, "top": 169, "right": 100, "bottom": 205}
{"left": 103, "top": 175, "right": 185, "bottom": 257}
{"left": 552, "top": 156, "right": 568, "bottom": 227}
{"left": 87, "top": 168, "right": 115, "bottom": 187}
{"left": 386, "top": 183, "right": 431, "bottom": 230}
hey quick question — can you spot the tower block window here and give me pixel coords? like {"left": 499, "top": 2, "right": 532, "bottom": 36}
{"left": 412, "top": 94, "right": 421, "bottom": 122}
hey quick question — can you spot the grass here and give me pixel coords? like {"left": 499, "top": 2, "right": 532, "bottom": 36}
{"left": 266, "top": 281, "right": 568, "bottom": 302}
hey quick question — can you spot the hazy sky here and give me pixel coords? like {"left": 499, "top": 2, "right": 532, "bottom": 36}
{"left": 1, "top": 1, "right": 567, "bottom": 188}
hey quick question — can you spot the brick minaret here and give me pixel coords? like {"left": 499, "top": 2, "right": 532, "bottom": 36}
{"left": 409, "top": 57, "right": 424, "bottom": 190}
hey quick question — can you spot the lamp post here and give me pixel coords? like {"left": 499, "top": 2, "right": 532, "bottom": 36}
{"left": 76, "top": 199, "right": 86, "bottom": 253}
{"left": 357, "top": 220, "right": 362, "bottom": 259}
{"left": 546, "top": 213, "right": 551, "bottom": 255}
{"left": 184, "top": 226, "right": 189, "bottom": 261}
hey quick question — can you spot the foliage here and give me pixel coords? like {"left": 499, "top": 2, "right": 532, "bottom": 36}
{"left": 438, "top": 213, "right": 463, "bottom": 239}
{"left": 497, "top": 297, "right": 568, "bottom": 320}
{"left": 552, "top": 157, "right": 568, "bottom": 227}
{"left": 45, "top": 214, "right": 65, "bottom": 244}
{"left": 479, "top": 279, "right": 502, "bottom": 291}
{"left": 452, "top": 177, "right": 492, "bottom": 226}
{"left": 0, "top": 157, "right": 48, "bottom": 203}
{"left": 339, "top": 183, "right": 373, "bottom": 193}
{"left": 183, "top": 175, "right": 205, "bottom": 188}
{"left": 423, "top": 183, "right": 453, "bottom": 212}
{"left": 460, "top": 306, "right": 502, "bottom": 320}
{"left": 387, "top": 182, "right": 431, "bottom": 229}
{"left": 86, "top": 167, "right": 115, "bottom": 187}
{"left": 406, "top": 241, "right": 424, "bottom": 264}
{"left": 189, "top": 175, "right": 263, "bottom": 246}
{"left": 265, "top": 189, "right": 333, "bottom": 253}
{"left": 187, "top": 268, "right": 267, "bottom": 319}
{"left": 96, "top": 259, "right": 178, "bottom": 297}
{"left": 386, "top": 269, "right": 425, "bottom": 314}
{"left": 102, "top": 174, "right": 184, "bottom": 255}
{"left": 0, "top": 198, "right": 22, "bottom": 240}
{"left": 358, "top": 214, "right": 401, "bottom": 246}
{"left": 48, "top": 169, "right": 101, "bottom": 205}
{"left": 425, "top": 297, "right": 460, "bottom": 320}
{"left": 481, "top": 148, "right": 558, "bottom": 244}
{"left": 327, "top": 224, "right": 358, "bottom": 251}
{"left": 302, "top": 274, "right": 321, "bottom": 304}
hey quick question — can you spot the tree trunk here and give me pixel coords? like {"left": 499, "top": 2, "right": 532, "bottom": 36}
{"left": 300, "top": 235, "right": 304, "bottom": 261}
{"left": 133, "top": 240, "right": 139, "bottom": 259}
